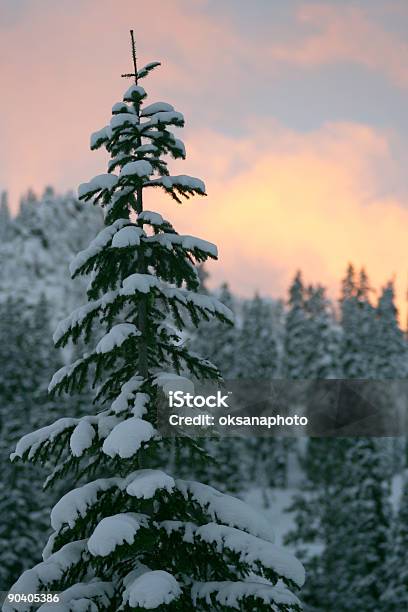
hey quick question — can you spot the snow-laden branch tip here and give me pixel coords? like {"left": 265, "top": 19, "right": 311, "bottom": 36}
{"left": 141, "top": 101, "right": 174, "bottom": 117}
{"left": 192, "top": 578, "right": 301, "bottom": 610}
{"left": 53, "top": 290, "right": 118, "bottom": 345}
{"left": 37, "top": 581, "right": 114, "bottom": 612}
{"left": 90, "top": 126, "right": 112, "bottom": 150}
{"left": 123, "top": 84, "right": 147, "bottom": 102}
{"left": 3, "top": 540, "right": 88, "bottom": 611}
{"left": 69, "top": 420, "right": 95, "bottom": 457}
{"left": 145, "top": 232, "right": 218, "bottom": 258}
{"left": 141, "top": 110, "right": 184, "bottom": 130}
{"left": 78, "top": 174, "right": 118, "bottom": 200}
{"left": 95, "top": 323, "right": 141, "bottom": 354}
{"left": 111, "top": 101, "right": 135, "bottom": 114}
{"left": 88, "top": 513, "right": 149, "bottom": 557}
{"left": 120, "top": 273, "right": 161, "bottom": 296}
{"left": 176, "top": 480, "right": 275, "bottom": 542}
{"left": 50, "top": 469, "right": 175, "bottom": 533}
{"left": 119, "top": 160, "right": 153, "bottom": 179}
{"left": 110, "top": 113, "right": 139, "bottom": 130}
{"left": 102, "top": 417, "right": 156, "bottom": 459}
{"left": 147, "top": 175, "right": 206, "bottom": 194}
{"left": 137, "top": 210, "right": 164, "bottom": 226}
{"left": 196, "top": 523, "right": 305, "bottom": 587}
{"left": 69, "top": 219, "right": 130, "bottom": 276}
{"left": 123, "top": 570, "right": 181, "bottom": 609}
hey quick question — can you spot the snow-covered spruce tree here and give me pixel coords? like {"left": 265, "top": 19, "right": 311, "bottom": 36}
{"left": 321, "top": 437, "right": 391, "bottom": 611}
{"left": 381, "top": 476, "right": 408, "bottom": 610}
{"left": 193, "top": 283, "right": 238, "bottom": 377}
{"left": 282, "top": 272, "right": 307, "bottom": 379}
{"left": 176, "top": 282, "right": 244, "bottom": 492}
{"left": 188, "top": 283, "right": 250, "bottom": 493}
{"left": 295, "top": 284, "right": 342, "bottom": 508}
{"left": 5, "top": 41, "right": 304, "bottom": 611}
{"left": 235, "top": 294, "right": 290, "bottom": 490}
{"left": 373, "top": 281, "right": 408, "bottom": 378}
{"left": 340, "top": 265, "right": 376, "bottom": 378}
{"left": 0, "top": 296, "right": 60, "bottom": 590}
{"left": 292, "top": 437, "right": 391, "bottom": 612}
{"left": 371, "top": 281, "right": 407, "bottom": 472}
{"left": 303, "top": 285, "right": 341, "bottom": 380}
{"left": 196, "top": 264, "right": 210, "bottom": 295}
{"left": 0, "top": 187, "right": 102, "bottom": 324}
{"left": 235, "top": 293, "right": 279, "bottom": 380}
{"left": 0, "top": 191, "right": 12, "bottom": 242}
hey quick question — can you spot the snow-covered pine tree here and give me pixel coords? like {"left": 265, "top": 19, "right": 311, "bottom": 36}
{"left": 381, "top": 476, "right": 408, "bottom": 610}
{"left": 186, "top": 282, "right": 246, "bottom": 493}
{"left": 340, "top": 264, "right": 360, "bottom": 378}
{"left": 0, "top": 187, "right": 102, "bottom": 323}
{"left": 303, "top": 285, "right": 341, "bottom": 380}
{"left": 357, "top": 267, "right": 378, "bottom": 376}
{"left": 288, "top": 437, "right": 391, "bottom": 612}
{"left": 297, "top": 285, "right": 342, "bottom": 501}
{"left": 0, "top": 296, "right": 60, "bottom": 590}
{"left": 235, "top": 294, "right": 290, "bottom": 490}
{"left": 371, "top": 281, "right": 407, "bottom": 473}
{"left": 373, "top": 281, "right": 408, "bottom": 378}
{"left": 5, "top": 37, "right": 304, "bottom": 611}
{"left": 0, "top": 191, "right": 11, "bottom": 242}
{"left": 235, "top": 293, "right": 279, "bottom": 380}
{"left": 196, "top": 264, "right": 210, "bottom": 295}
{"left": 282, "top": 271, "right": 307, "bottom": 379}
{"left": 321, "top": 437, "right": 391, "bottom": 611}
{"left": 340, "top": 265, "right": 376, "bottom": 378}
{"left": 193, "top": 283, "right": 238, "bottom": 377}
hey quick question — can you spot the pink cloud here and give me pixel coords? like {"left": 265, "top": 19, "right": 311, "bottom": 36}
{"left": 0, "top": 0, "right": 242, "bottom": 205}
{"left": 2, "top": 0, "right": 407, "bottom": 206}
{"left": 270, "top": 3, "right": 408, "bottom": 87}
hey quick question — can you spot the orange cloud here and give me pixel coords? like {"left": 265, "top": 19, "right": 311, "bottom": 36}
{"left": 146, "top": 121, "right": 408, "bottom": 324}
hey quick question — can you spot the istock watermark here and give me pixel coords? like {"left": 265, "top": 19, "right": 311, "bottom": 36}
{"left": 157, "top": 379, "right": 408, "bottom": 437}
{"left": 159, "top": 381, "right": 310, "bottom": 437}
{"left": 168, "top": 390, "right": 231, "bottom": 409}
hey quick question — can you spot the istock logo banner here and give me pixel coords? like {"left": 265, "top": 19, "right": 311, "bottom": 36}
{"left": 157, "top": 379, "right": 408, "bottom": 438}
{"left": 168, "top": 390, "right": 231, "bottom": 409}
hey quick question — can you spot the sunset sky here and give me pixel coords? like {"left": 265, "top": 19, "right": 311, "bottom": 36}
{"left": 1, "top": 0, "right": 408, "bottom": 321}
